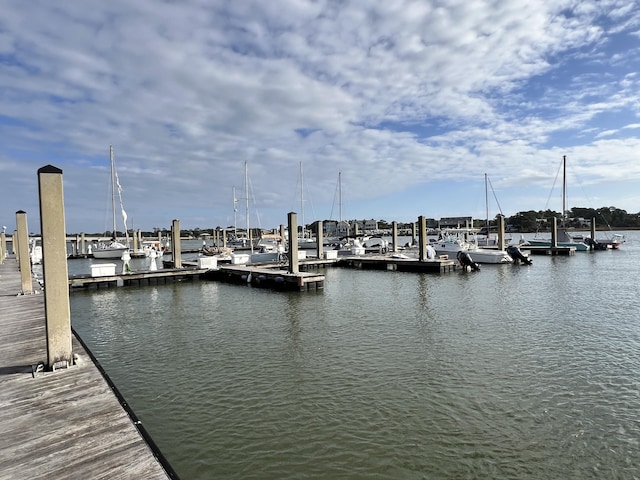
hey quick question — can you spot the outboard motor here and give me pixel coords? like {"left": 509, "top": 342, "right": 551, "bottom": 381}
{"left": 506, "top": 245, "right": 532, "bottom": 265}
{"left": 457, "top": 251, "right": 480, "bottom": 271}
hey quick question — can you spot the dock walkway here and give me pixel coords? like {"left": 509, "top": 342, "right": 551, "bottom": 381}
{"left": 0, "top": 257, "right": 175, "bottom": 480}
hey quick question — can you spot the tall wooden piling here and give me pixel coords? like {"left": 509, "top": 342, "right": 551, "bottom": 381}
{"left": 13, "top": 230, "right": 19, "bottom": 260}
{"left": 0, "top": 231, "right": 6, "bottom": 263}
{"left": 133, "top": 229, "right": 139, "bottom": 252}
{"left": 412, "top": 222, "right": 417, "bottom": 246}
{"left": 497, "top": 215, "right": 506, "bottom": 250}
{"left": 316, "top": 220, "right": 324, "bottom": 259}
{"left": 418, "top": 215, "right": 427, "bottom": 261}
{"left": 392, "top": 221, "right": 398, "bottom": 253}
{"left": 551, "top": 217, "right": 558, "bottom": 248}
{"left": 15, "top": 210, "right": 32, "bottom": 294}
{"left": 80, "top": 232, "right": 86, "bottom": 255}
{"left": 288, "top": 212, "right": 299, "bottom": 274}
{"left": 591, "top": 217, "right": 596, "bottom": 241}
{"left": 38, "top": 165, "right": 72, "bottom": 369}
{"left": 171, "top": 219, "right": 182, "bottom": 268}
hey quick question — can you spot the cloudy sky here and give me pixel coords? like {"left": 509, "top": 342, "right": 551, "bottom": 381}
{"left": 2, "top": 0, "right": 640, "bottom": 234}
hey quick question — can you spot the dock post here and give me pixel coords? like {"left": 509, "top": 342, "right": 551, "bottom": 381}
{"left": 38, "top": 165, "right": 72, "bottom": 369}
{"left": 80, "top": 233, "right": 86, "bottom": 255}
{"left": 158, "top": 231, "right": 163, "bottom": 251}
{"left": 0, "top": 230, "right": 6, "bottom": 263}
{"left": 288, "top": 212, "right": 299, "bottom": 274}
{"left": 591, "top": 217, "right": 596, "bottom": 243}
{"left": 133, "top": 229, "right": 139, "bottom": 252}
{"left": 15, "top": 210, "right": 33, "bottom": 294}
{"left": 392, "top": 221, "right": 398, "bottom": 253}
{"left": 412, "top": 222, "right": 417, "bottom": 246}
{"left": 316, "top": 220, "right": 323, "bottom": 259}
{"left": 551, "top": 217, "right": 558, "bottom": 248}
{"left": 418, "top": 215, "right": 427, "bottom": 261}
{"left": 222, "top": 229, "right": 227, "bottom": 248}
{"left": 171, "top": 219, "right": 182, "bottom": 268}
{"left": 280, "top": 224, "right": 285, "bottom": 243}
{"left": 497, "top": 215, "right": 506, "bottom": 250}
{"left": 13, "top": 230, "right": 18, "bottom": 259}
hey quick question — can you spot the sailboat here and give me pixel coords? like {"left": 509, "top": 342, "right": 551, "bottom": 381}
{"left": 296, "top": 161, "right": 318, "bottom": 249}
{"left": 92, "top": 146, "right": 130, "bottom": 259}
{"left": 525, "top": 155, "right": 590, "bottom": 251}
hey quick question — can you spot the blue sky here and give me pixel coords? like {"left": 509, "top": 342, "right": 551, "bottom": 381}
{"left": 1, "top": 0, "right": 640, "bottom": 234}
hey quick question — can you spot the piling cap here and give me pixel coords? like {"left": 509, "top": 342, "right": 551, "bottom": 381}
{"left": 37, "top": 165, "right": 63, "bottom": 174}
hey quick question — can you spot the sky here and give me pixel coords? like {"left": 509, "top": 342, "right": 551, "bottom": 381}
{"left": 2, "top": 0, "right": 640, "bottom": 234}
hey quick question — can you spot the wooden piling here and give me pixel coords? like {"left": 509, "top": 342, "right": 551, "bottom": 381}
{"left": 288, "top": 212, "right": 299, "bottom": 274}
{"left": 171, "top": 219, "right": 182, "bottom": 268}
{"left": 418, "top": 215, "right": 427, "bottom": 261}
{"left": 316, "top": 220, "right": 324, "bottom": 259}
{"left": 392, "top": 221, "right": 398, "bottom": 253}
{"left": 15, "top": 211, "right": 32, "bottom": 295}
{"left": 497, "top": 214, "right": 506, "bottom": 250}
{"left": 0, "top": 231, "right": 6, "bottom": 263}
{"left": 551, "top": 217, "right": 558, "bottom": 248}
{"left": 37, "top": 165, "right": 72, "bottom": 369}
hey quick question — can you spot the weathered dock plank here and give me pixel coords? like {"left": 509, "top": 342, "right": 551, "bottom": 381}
{"left": 0, "top": 257, "right": 175, "bottom": 480}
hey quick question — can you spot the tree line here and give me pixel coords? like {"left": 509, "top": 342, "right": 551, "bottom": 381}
{"left": 505, "top": 206, "right": 639, "bottom": 232}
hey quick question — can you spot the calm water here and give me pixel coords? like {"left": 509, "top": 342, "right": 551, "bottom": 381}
{"left": 70, "top": 233, "right": 640, "bottom": 479}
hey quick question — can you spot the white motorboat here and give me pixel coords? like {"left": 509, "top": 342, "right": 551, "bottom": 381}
{"left": 433, "top": 230, "right": 513, "bottom": 264}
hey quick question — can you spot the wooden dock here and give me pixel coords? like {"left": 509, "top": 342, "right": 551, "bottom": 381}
{"left": 0, "top": 257, "right": 177, "bottom": 479}
{"left": 206, "top": 264, "right": 326, "bottom": 291}
{"left": 69, "top": 267, "right": 208, "bottom": 291}
{"left": 519, "top": 245, "right": 576, "bottom": 255}
{"left": 338, "top": 255, "right": 456, "bottom": 273}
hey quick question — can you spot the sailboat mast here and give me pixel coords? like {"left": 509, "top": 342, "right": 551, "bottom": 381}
{"left": 110, "top": 145, "right": 117, "bottom": 240}
{"left": 232, "top": 186, "right": 238, "bottom": 238}
{"left": 338, "top": 171, "right": 342, "bottom": 224}
{"left": 244, "top": 161, "right": 251, "bottom": 252}
{"left": 485, "top": 173, "right": 489, "bottom": 228}
{"left": 300, "top": 161, "right": 304, "bottom": 238}
{"left": 562, "top": 155, "right": 567, "bottom": 228}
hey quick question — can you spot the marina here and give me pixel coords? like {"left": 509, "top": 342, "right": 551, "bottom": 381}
{"left": 1, "top": 169, "right": 635, "bottom": 478}
{"left": 3, "top": 220, "right": 638, "bottom": 478}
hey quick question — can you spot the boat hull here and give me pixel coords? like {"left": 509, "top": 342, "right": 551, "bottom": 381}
{"left": 92, "top": 247, "right": 128, "bottom": 259}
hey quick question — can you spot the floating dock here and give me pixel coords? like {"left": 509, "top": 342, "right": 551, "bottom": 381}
{"left": 338, "top": 255, "right": 456, "bottom": 273}
{"left": 69, "top": 267, "right": 208, "bottom": 290}
{"left": 67, "top": 252, "right": 460, "bottom": 292}
{"left": 205, "top": 264, "right": 326, "bottom": 291}
{"left": 0, "top": 257, "right": 176, "bottom": 479}
{"left": 519, "top": 245, "right": 576, "bottom": 256}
